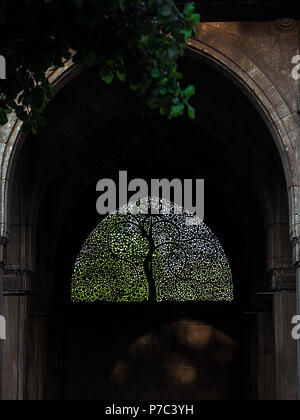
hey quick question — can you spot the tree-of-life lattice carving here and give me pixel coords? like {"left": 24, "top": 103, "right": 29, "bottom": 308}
{"left": 71, "top": 198, "right": 233, "bottom": 303}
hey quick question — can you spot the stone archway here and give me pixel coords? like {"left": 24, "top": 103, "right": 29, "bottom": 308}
{"left": 1, "top": 22, "right": 299, "bottom": 400}
{"left": 188, "top": 24, "right": 300, "bottom": 245}
{"left": 1, "top": 23, "right": 299, "bottom": 243}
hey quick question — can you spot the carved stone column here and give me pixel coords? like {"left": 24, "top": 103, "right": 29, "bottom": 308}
{"left": 2, "top": 268, "right": 31, "bottom": 400}
{"left": 0, "top": 236, "right": 8, "bottom": 401}
{"left": 269, "top": 268, "right": 297, "bottom": 292}
{"left": 26, "top": 295, "right": 49, "bottom": 401}
{"left": 296, "top": 263, "right": 300, "bottom": 399}
{"left": 266, "top": 266, "right": 298, "bottom": 400}
{"left": 292, "top": 238, "right": 300, "bottom": 399}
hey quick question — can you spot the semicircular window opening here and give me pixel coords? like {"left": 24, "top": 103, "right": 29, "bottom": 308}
{"left": 71, "top": 198, "right": 234, "bottom": 303}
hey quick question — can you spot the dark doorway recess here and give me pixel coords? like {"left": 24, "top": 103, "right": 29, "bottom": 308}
{"left": 49, "top": 116, "right": 265, "bottom": 400}
{"left": 20, "top": 54, "right": 287, "bottom": 400}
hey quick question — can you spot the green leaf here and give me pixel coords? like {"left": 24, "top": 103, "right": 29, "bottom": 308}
{"left": 0, "top": 111, "right": 8, "bottom": 125}
{"left": 140, "top": 34, "right": 150, "bottom": 45}
{"left": 130, "top": 84, "right": 140, "bottom": 91}
{"left": 170, "top": 103, "right": 184, "bottom": 118}
{"left": 191, "top": 13, "right": 201, "bottom": 25}
{"left": 184, "top": 3, "right": 195, "bottom": 17}
{"left": 151, "top": 69, "right": 161, "bottom": 79}
{"left": 180, "top": 28, "right": 193, "bottom": 41}
{"left": 116, "top": 71, "right": 126, "bottom": 82}
{"left": 184, "top": 85, "right": 196, "bottom": 100}
{"left": 187, "top": 105, "right": 196, "bottom": 120}
{"left": 118, "top": 0, "right": 125, "bottom": 11}
{"left": 102, "top": 72, "right": 115, "bottom": 84}
{"left": 159, "top": 88, "right": 167, "bottom": 96}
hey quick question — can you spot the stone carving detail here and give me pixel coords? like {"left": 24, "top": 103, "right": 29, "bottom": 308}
{"left": 270, "top": 268, "right": 296, "bottom": 291}
{"left": 4, "top": 269, "right": 32, "bottom": 294}
{"left": 273, "top": 18, "right": 298, "bottom": 33}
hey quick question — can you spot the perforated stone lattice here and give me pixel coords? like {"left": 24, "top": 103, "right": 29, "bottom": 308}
{"left": 71, "top": 198, "right": 233, "bottom": 303}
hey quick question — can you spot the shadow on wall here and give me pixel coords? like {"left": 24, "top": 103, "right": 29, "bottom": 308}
{"left": 109, "top": 319, "right": 240, "bottom": 400}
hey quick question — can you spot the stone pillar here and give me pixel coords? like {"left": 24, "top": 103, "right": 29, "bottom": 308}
{"left": 2, "top": 269, "right": 31, "bottom": 400}
{"left": 257, "top": 295, "right": 276, "bottom": 400}
{"left": 0, "top": 236, "right": 8, "bottom": 401}
{"left": 0, "top": 264, "right": 3, "bottom": 401}
{"left": 0, "top": 259, "right": 3, "bottom": 401}
{"left": 260, "top": 268, "right": 298, "bottom": 400}
{"left": 273, "top": 290, "right": 298, "bottom": 400}
{"left": 297, "top": 264, "right": 300, "bottom": 399}
{"left": 293, "top": 239, "right": 300, "bottom": 399}
{"left": 26, "top": 297, "right": 49, "bottom": 401}
{"left": 271, "top": 268, "right": 298, "bottom": 400}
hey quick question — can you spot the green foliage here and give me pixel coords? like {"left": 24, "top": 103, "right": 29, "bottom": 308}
{"left": 0, "top": 0, "right": 200, "bottom": 133}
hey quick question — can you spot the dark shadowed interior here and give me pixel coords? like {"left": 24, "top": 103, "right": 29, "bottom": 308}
{"left": 8, "top": 54, "right": 290, "bottom": 400}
